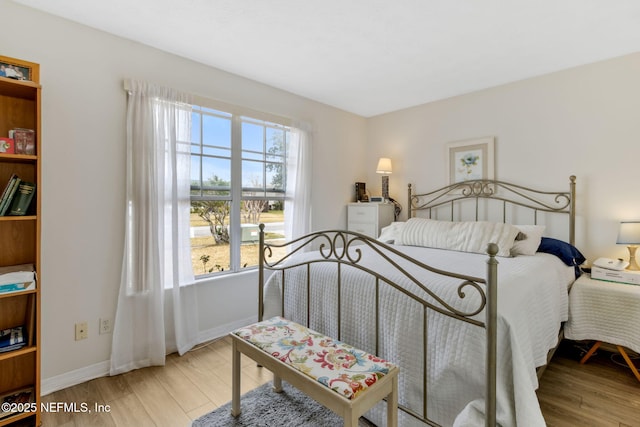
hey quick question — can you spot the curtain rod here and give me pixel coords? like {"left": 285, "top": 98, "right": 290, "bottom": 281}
{"left": 123, "top": 79, "right": 296, "bottom": 128}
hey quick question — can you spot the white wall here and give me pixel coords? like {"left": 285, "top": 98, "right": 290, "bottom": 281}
{"left": 1, "top": 0, "right": 367, "bottom": 391}
{"left": 367, "top": 52, "right": 640, "bottom": 262}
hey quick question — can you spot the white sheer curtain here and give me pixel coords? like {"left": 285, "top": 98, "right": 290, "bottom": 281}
{"left": 110, "top": 79, "right": 198, "bottom": 375}
{"left": 285, "top": 122, "right": 313, "bottom": 239}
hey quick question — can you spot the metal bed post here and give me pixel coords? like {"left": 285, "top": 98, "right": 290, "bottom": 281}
{"left": 486, "top": 243, "right": 499, "bottom": 427}
{"left": 407, "top": 183, "right": 413, "bottom": 219}
{"left": 569, "top": 175, "right": 576, "bottom": 246}
{"left": 258, "top": 223, "right": 265, "bottom": 322}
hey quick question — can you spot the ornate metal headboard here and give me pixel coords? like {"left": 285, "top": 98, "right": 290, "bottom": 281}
{"left": 408, "top": 176, "right": 576, "bottom": 245}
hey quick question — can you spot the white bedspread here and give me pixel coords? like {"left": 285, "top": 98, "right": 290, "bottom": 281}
{"left": 263, "top": 245, "right": 573, "bottom": 427}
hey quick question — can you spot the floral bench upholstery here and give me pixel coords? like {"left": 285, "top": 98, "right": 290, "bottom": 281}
{"left": 230, "top": 316, "right": 399, "bottom": 426}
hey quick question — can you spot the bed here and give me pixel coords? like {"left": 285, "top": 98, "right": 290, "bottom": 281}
{"left": 258, "top": 176, "right": 579, "bottom": 427}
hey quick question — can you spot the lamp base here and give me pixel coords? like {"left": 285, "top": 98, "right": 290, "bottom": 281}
{"left": 381, "top": 175, "right": 389, "bottom": 200}
{"left": 627, "top": 245, "right": 639, "bottom": 271}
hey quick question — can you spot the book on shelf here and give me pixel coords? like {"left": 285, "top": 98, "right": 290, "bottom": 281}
{"left": 8, "top": 128, "right": 35, "bottom": 155}
{"left": 0, "top": 264, "right": 36, "bottom": 295}
{"left": 0, "top": 263, "right": 35, "bottom": 277}
{"left": 0, "top": 137, "right": 13, "bottom": 154}
{"left": 0, "top": 173, "right": 17, "bottom": 205}
{"left": 0, "top": 326, "right": 26, "bottom": 353}
{"left": 0, "top": 387, "right": 34, "bottom": 420}
{"left": 0, "top": 174, "right": 20, "bottom": 216}
{"left": 0, "top": 282, "right": 35, "bottom": 294}
{"left": 7, "top": 181, "right": 35, "bottom": 216}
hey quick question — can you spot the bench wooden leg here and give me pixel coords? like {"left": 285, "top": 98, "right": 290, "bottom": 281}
{"left": 344, "top": 409, "right": 359, "bottom": 427}
{"left": 387, "top": 374, "right": 398, "bottom": 427}
{"left": 231, "top": 339, "right": 241, "bottom": 417}
{"left": 273, "top": 374, "right": 283, "bottom": 393}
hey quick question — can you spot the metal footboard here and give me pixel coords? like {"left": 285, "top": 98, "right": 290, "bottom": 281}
{"left": 258, "top": 227, "right": 498, "bottom": 427}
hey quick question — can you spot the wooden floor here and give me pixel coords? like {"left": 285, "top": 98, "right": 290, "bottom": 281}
{"left": 537, "top": 341, "right": 640, "bottom": 427}
{"left": 41, "top": 336, "right": 270, "bottom": 427}
{"left": 40, "top": 338, "right": 640, "bottom": 427}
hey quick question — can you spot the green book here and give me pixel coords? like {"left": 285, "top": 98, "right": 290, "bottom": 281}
{"left": 7, "top": 181, "right": 35, "bottom": 216}
{"left": 0, "top": 176, "right": 21, "bottom": 216}
{"left": 0, "top": 174, "right": 18, "bottom": 211}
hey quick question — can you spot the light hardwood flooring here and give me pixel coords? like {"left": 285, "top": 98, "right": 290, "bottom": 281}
{"left": 537, "top": 341, "right": 640, "bottom": 427}
{"left": 40, "top": 338, "right": 640, "bottom": 427}
{"left": 40, "top": 336, "right": 270, "bottom": 427}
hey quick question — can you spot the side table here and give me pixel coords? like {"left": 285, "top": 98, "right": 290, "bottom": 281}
{"left": 564, "top": 273, "right": 640, "bottom": 382}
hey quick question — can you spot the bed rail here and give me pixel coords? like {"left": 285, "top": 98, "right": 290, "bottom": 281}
{"left": 258, "top": 226, "right": 498, "bottom": 427}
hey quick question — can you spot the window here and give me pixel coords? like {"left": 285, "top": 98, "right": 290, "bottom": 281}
{"left": 190, "top": 105, "right": 290, "bottom": 276}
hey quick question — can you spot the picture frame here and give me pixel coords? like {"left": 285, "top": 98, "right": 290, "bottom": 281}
{"left": 446, "top": 136, "right": 495, "bottom": 184}
{"left": 0, "top": 55, "right": 39, "bottom": 83}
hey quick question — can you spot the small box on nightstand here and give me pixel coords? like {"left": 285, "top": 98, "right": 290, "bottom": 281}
{"left": 591, "top": 266, "right": 640, "bottom": 285}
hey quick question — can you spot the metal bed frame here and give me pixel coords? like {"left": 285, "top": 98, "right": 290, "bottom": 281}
{"left": 408, "top": 176, "right": 576, "bottom": 245}
{"left": 258, "top": 176, "right": 576, "bottom": 427}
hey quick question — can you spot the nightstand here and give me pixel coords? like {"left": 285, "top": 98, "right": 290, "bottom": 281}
{"left": 564, "top": 273, "right": 640, "bottom": 382}
{"left": 347, "top": 202, "right": 394, "bottom": 239}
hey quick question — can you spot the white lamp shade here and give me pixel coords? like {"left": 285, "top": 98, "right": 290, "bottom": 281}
{"left": 617, "top": 221, "right": 640, "bottom": 244}
{"left": 376, "top": 157, "right": 392, "bottom": 174}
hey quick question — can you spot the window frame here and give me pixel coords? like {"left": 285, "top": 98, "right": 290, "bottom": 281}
{"left": 189, "top": 98, "right": 291, "bottom": 278}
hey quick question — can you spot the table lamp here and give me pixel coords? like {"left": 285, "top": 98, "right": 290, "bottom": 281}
{"left": 616, "top": 221, "right": 640, "bottom": 270}
{"left": 376, "top": 157, "right": 392, "bottom": 200}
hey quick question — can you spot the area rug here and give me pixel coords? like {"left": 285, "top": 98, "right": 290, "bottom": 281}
{"left": 192, "top": 382, "right": 376, "bottom": 426}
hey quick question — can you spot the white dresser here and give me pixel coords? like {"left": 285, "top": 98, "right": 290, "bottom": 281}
{"left": 347, "top": 202, "right": 395, "bottom": 239}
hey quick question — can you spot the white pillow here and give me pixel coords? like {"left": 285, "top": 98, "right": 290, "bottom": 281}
{"left": 377, "top": 222, "right": 405, "bottom": 244}
{"left": 397, "top": 218, "right": 520, "bottom": 257}
{"left": 510, "top": 225, "right": 546, "bottom": 256}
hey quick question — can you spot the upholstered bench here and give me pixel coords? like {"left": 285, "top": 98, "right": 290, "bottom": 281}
{"left": 230, "top": 316, "right": 399, "bottom": 427}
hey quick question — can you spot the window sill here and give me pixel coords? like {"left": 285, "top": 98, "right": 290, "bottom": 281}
{"left": 194, "top": 268, "right": 259, "bottom": 286}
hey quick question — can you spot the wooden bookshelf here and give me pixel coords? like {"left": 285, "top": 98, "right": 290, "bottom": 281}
{"left": 0, "top": 55, "right": 41, "bottom": 427}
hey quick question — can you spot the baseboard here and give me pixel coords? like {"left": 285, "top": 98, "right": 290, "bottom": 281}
{"left": 41, "top": 360, "right": 110, "bottom": 396}
{"left": 197, "top": 315, "right": 258, "bottom": 344}
{"left": 42, "top": 315, "right": 258, "bottom": 396}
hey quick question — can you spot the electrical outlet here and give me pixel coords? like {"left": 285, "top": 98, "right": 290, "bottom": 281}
{"left": 99, "top": 318, "right": 112, "bottom": 335}
{"left": 75, "top": 322, "right": 88, "bottom": 341}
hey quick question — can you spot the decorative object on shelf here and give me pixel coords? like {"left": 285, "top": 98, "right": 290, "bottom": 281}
{"left": 446, "top": 136, "right": 495, "bottom": 184}
{"left": 355, "top": 181, "right": 367, "bottom": 202}
{"left": 9, "top": 128, "right": 35, "bottom": 155}
{"left": 617, "top": 220, "right": 640, "bottom": 270}
{"left": 0, "top": 55, "right": 39, "bottom": 84}
{"left": 0, "top": 137, "right": 13, "bottom": 153}
{"left": 0, "top": 59, "right": 32, "bottom": 82}
{"left": 376, "top": 157, "right": 392, "bottom": 200}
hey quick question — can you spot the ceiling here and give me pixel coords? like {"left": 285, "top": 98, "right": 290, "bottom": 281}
{"left": 13, "top": 0, "right": 640, "bottom": 117}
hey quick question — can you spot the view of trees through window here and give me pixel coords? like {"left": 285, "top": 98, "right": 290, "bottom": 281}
{"left": 190, "top": 106, "right": 289, "bottom": 276}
